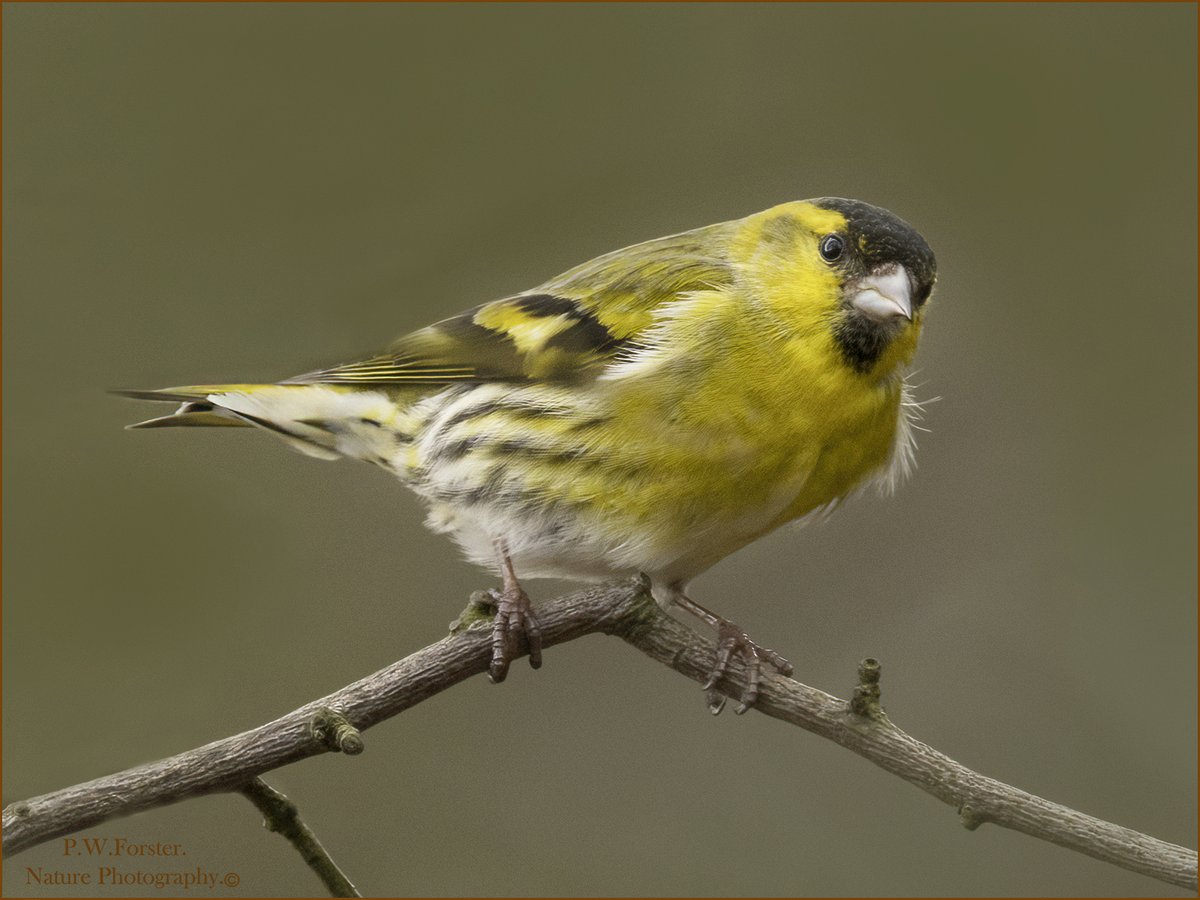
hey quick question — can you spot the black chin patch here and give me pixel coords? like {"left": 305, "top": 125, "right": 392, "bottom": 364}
{"left": 833, "top": 314, "right": 898, "bottom": 374}
{"left": 807, "top": 197, "right": 935, "bottom": 373}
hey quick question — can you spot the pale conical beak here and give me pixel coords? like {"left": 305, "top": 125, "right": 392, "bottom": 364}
{"left": 851, "top": 266, "right": 913, "bottom": 323}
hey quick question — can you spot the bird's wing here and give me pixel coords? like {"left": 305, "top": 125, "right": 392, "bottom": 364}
{"left": 283, "top": 224, "right": 735, "bottom": 386}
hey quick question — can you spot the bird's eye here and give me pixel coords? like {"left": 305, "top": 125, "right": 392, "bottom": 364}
{"left": 819, "top": 234, "right": 845, "bottom": 262}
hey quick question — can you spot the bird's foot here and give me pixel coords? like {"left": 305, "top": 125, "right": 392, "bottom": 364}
{"left": 703, "top": 620, "right": 794, "bottom": 716}
{"left": 485, "top": 584, "right": 543, "bottom": 683}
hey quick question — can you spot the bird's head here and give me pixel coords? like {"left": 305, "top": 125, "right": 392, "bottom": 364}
{"left": 739, "top": 197, "right": 937, "bottom": 377}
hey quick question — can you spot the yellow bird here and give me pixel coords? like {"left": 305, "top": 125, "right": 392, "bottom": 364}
{"left": 118, "top": 198, "right": 937, "bottom": 714}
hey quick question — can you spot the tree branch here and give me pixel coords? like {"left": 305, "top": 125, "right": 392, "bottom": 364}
{"left": 240, "top": 778, "right": 360, "bottom": 898}
{"left": 2, "top": 578, "right": 1195, "bottom": 891}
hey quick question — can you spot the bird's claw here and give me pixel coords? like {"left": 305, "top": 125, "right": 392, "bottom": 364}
{"left": 702, "top": 621, "right": 793, "bottom": 715}
{"left": 705, "top": 688, "right": 727, "bottom": 716}
{"left": 486, "top": 586, "right": 543, "bottom": 683}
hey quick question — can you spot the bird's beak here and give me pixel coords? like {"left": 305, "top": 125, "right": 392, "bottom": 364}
{"left": 851, "top": 266, "right": 913, "bottom": 323}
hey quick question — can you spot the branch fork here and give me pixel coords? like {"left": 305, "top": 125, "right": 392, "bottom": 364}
{"left": 1, "top": 579, "right": 1194, "bottom": 893}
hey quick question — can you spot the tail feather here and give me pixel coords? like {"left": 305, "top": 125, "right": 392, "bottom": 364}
{"left": 115, "top": 382, "right": 400, "bottom": 463}
{"left": 127, "top": 410, "right": 251, "bottom": 430}
{"left": 115, "top": 388, "right": 257, "bottom": 431}
{"left": 110, "top": 384, "right": 270, "bottom": 404}
{"left": 116, "top": 384, "right": 289, "bottom": 436}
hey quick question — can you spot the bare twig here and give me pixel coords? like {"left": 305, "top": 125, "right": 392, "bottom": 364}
{"left": 2, "top": 578, "right": 1195, "bottom": 891}
{"left": 240, "top": 778, "right": 360, "bottom": 898}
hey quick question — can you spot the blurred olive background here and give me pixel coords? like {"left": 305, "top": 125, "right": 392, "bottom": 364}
{"left": 3, "top": 3, "right": 1196, "bottom": 897}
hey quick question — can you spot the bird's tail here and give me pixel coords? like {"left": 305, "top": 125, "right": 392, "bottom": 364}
{"left": 113, "top": 385, "right": 259, "bottom": 427}
{"left": 113, "top": 383, "right": 411, "bottom": 463}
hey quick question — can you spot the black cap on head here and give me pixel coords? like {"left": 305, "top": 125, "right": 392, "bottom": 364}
{"left": 812, "top": 197, "right": 937, "bottom": 306}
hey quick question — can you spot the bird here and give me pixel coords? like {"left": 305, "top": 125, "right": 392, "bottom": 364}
{"left": 117, "top": 197, "right": 937, "bottom": 715}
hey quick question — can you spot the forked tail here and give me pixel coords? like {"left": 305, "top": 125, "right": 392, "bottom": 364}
{"left": 113, "top": 383, "right": 408, "bottom": 463}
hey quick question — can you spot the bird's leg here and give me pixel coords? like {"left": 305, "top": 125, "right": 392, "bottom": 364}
{"left": 672, "top": 593, "right": 794, "bottom": 715}
{"left": 485, "top": 540, "right": 543, "bottom": 683}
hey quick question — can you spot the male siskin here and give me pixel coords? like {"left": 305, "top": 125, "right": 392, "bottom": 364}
{"left": 119, "top": 198, "right": 937, "bottom": 714}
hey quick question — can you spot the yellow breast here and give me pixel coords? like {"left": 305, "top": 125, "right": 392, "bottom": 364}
{"left": 541, "top": 290, "right": 912, "bottom": 577}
